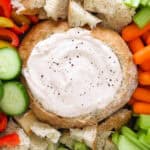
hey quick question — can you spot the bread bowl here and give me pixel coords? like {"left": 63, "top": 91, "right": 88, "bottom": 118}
{"left": 19, "top": 20, "right": 137, "bottom": 128}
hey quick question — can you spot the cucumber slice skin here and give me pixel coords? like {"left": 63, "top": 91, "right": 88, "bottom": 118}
{"left": 0, "top": 80, "right": 3, "bottom": 100}
{"left": 0, "top": 82, "right": 29, "bottom": 116}
{"left": 0, "top": 48, "right": 21, "bottom": 80}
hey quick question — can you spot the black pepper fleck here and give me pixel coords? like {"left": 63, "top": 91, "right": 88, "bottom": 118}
{"left": 40, "top": 75, "right": 44, "bottom": 78}
{"left": 108, "top": 83, "right": 111, "bottom": 87}
{"left": 76, "top": 55, "right": 79, "bottom": 58}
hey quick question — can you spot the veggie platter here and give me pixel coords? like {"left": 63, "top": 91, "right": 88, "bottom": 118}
{"left": 0, "top": 0, "right": 150, "bottom": 150}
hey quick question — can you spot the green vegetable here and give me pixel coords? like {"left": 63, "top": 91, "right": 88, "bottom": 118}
{"left": 0, "top": 47, "right": 21, "bottom": 80}
{"left": 121, "top": 126, "right": 148, "bottom": 150}
{"left": 74, "top": 141, "right": 89, "bottom": 150}
{"left": 133, "top": 7, "right": 150, "bottom": 28}
{"left": 47, "top": 142, "right": 58, "bottom": 150}
{"left": 138, "top": 134, "right": 150, "bottom": 149}
{"left": 0, "top": 82, "right": 29, "bottom": 116}
{"left": 0, "top": 80, "right": 3, "bottom": 100}
{"left": 58, "top": 146, "right": 68, "bottom": 150}
{"left": 118, "top": 135, "right": 141, "bottom": 150}
{"left": 136, "top": 115, "right": 150, "bottom": 130}
{"left": 112, "top": 132, "right": 120, "bottom": 145}
{"left": 140, "top": 0, "right": 149, "bottom": 6}
{"left": 124, "top": 0, "right": 140, "bottom": 8}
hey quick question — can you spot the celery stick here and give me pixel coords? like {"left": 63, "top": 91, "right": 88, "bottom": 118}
{"left": 136, "top": 115, "right": 150, "bottom": 130}
{"left": 124, "top": 0, "right": 140, "bottom": 8}
{"left": 133, "top": 7, "right": 150, "bottom": 28}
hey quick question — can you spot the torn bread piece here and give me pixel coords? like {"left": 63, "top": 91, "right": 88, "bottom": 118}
{"left": 98, "top": 109, "right": 132, "bottom": 131}
{"left": 31, "top": 121, "right": 61, "bottom": 143}
{"left": 44, "top": 0, "right": 69, "bottom": 21}
{"left": 21, "top": 0, "right": 45, "bottom": 9}
{"left": 68, "top": 0, "right": 101, "bottom": 28}
{"left": 70, "top": 126, "right": 97, "bottom": 149}
{"left": 29, "top": 134, "right": 48, "bottom": 150}
{"left": 60, "top": 132, "right": 75, "bottom": 149}
{"left": 96, "top": 109, "right": 132, "bottom": 150}
{"left": 11, "top": 0, "right": 41, "bottom": 15}
{"left": 14, "top": 110, "right": 38, "bottom": 135}
{"left": 15, "top": 110, "right": 61, "bottom": 143}
{"left": 84, "top": 0, "right": 135, "bottom": 31}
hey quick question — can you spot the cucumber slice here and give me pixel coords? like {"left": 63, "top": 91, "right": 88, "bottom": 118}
{"left": 0, "top": 80, "right": 3, "bottom": 100}
{"left": 0, "top": 47, "right": 21, "bottom": 80}
{"left": 0, "top": 82, "right": 29, "bottom": 116}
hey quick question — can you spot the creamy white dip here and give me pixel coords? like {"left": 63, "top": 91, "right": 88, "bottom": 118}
{"left": 23, "top": 28, "right": 122, "bottom": 117}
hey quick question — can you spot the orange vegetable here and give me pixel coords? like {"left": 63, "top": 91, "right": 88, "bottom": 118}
{"left": 128, "top": 98, "right": 135, "bottom": 105}
{"left": 133, "top": 87, "right": 150, "bottom": 103}
{"left": 133, "top": 102, "right": 150, "bottom": 114}
{"left": 133, "top": 45, "right": 150, "bottom": 64}
{"left": 122, "top": 23, "right": 150, "bottom": 42}
{"left": 138, "top": 71, "right": 150, "bottom": 85}
{"left": 128, "top": 38, "right": 144, "bottom": 53}
{"left": 142, "top": 31, "right": 150, "bottom": 45}
{"left": 140, "top": 60, "right": 150, "bottom": 71}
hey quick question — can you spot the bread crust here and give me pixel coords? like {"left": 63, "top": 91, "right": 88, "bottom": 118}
{"left": 19, "top": 20, "right": 137, "bottom": 128}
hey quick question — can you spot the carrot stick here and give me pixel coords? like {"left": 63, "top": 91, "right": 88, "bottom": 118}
{"left": 133, "top": 102, "right": 150, "bottom": 114}
{"left": 138, "top": 71, "right": 150, "bottom": 85}
{"left": 133, "top": 87, "right": 150, "bottom": 103}
{"left": 133, "top": 45, "right": 150, "bottom": 64}
{"left": 128, "top": 38, "right": 144, "bottom": 53}
{"left": 128, "top": 98, "right": 135, "bottom": 105}
{"left": 140, "top": 60, "right": 150, "bottom": 71}
{"left": 122, "top": 23, "right": 150, "bottom": 42}
{"left": 142, "top": 31, "right": 150, "bottom": 45}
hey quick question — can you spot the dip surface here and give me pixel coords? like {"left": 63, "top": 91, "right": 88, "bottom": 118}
{"left": 23, "top": 28, "right": 122, "bottom": 117}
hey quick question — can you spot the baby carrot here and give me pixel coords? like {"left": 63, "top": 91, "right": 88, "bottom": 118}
{"left": 128, "top": 38, "right": 144, "bottom": 53}
{"left": 138, "top": 71, "right": 150, "bottom": 85}
{"left": 133, "top": 45, "right": 150, "bottom": 64}
{"left": 140, "top": 60, "right": 150, "bottom": 71}
{"left": 142, "top": 31, "right": 150, "bottom": 45}
{"left": 133, "top": 102, "right": 150, "bottom": 114}
{"left": 128, "top": 98, "right": 135, "bottom": 105}
{"left": 133, "top": 87, "right": 150, "bottom": 103}
{"left": 122, "top": 23, "right": 150, "bottom": 42}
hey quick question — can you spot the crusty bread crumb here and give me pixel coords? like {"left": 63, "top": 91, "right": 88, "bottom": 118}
{"left": 68, "top": 0, "right": 101, "bottom": 28}
{"left": 84, "top": 0, "right": 135, "bottom": 31}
